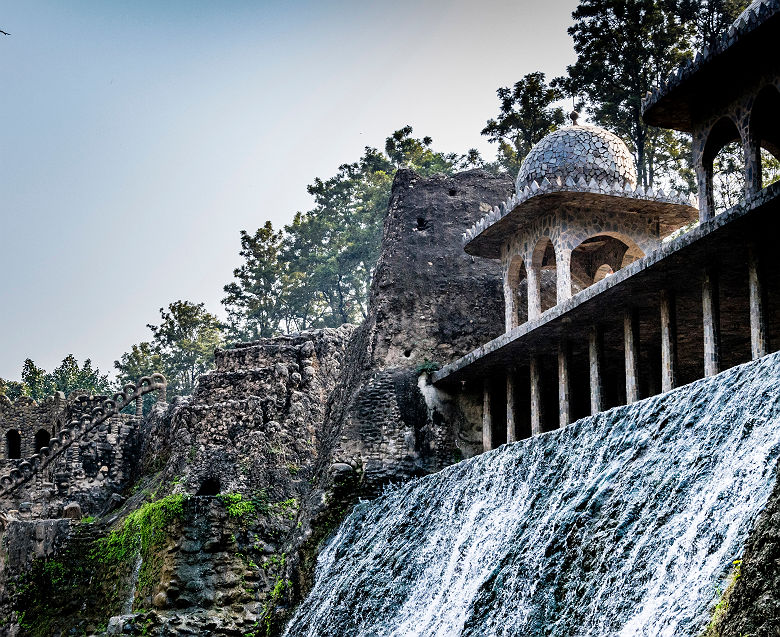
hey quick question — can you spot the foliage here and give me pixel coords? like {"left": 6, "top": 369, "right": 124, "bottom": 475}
{"left": 564, "top": 0, "right": 693, "bottom": 189}
{"left": 219, "top": 492, "right": 256, "bottom": 518}
{"left": 0, "top": 355, "right": 112, "bottom": 401}
{"left": 222, "top": 127, "right": 477, "bottom": 340}
{"left": 414, "top": 359, "right": 441, "bottom": 375}
{"left": 115, "top": 300, "right": 223, "bottom": 398}
{"left": 94, "top": 494, "right": 187, "bottom": 600}
{"left": 481, "top": 72, "right": 566, "bottom": 174}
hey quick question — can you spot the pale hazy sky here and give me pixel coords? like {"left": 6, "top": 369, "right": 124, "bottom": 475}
{"left": 0, "top": 0, "right": 578, "bottom": 380}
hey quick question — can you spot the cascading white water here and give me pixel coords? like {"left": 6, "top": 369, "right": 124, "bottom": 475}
{"left": 286, "top": 353, "right": 780, "bottom": 637}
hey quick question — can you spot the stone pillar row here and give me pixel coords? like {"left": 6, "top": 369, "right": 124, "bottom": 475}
{"left": 484, "top": 252, "right": 769, "bottom": 452}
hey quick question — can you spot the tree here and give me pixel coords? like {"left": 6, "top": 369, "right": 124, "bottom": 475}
{"left": 565, "top": 0, "right": 692, "bottom": 189}
{"left": 679, "top": 0, "right": 748, "bottom": 49}
{"left": 223, "top": 127, "right": 469, "bottom": 338}
{"left": 481, "top": 72, "right": 567, "bottom": 174}
{"left": 21, "top": 359, "right": 51, "bottom": 400}
{"left": 564, "top": 0, "right": 749, "bottom": 191}
{"left": 48, "top": 355, "right": 112, "bottom": 396}
{"left": 222, "top": 222, "right": 287, "bottom": 341}
{"left": 144, "top": 301, "right": 223, "bottom": 397}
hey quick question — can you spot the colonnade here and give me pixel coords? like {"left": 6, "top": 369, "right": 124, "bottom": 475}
{"left": 482, "top": 249, "right": 770, "bottom": 450}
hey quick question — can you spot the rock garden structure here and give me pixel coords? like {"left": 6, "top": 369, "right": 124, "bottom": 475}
{"left": 0, "top": 2, "right": 779, "bottom": 635}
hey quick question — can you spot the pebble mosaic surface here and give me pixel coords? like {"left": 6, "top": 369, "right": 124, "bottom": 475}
{"left": 516, "top": 125, "right": 637, "bottom": 193}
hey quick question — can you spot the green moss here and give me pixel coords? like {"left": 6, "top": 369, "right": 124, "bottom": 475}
{"left": 93, "top": 494, "right": 187, "bottom": 600}
{"left": 414, "top": 358, "right": 440, "bottom": 375}
{"left": 219, "top": 492, "right": 256, "bottom": 518}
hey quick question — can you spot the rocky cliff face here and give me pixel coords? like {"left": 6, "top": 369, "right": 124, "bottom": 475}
{"left": 0, "top": 168, "right": 514, "bottom": 636}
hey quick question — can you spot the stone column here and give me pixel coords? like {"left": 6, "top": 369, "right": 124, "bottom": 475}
{"left": 694, "top": 140, "right": 714, "bottom": 222}
{"left": 624, "top": 309, "right": 640, "bottom": 404}
{"left": 157, "top": 384, "right": 167, "bottom": 403}
{"left": 744, "top": 136, "right": 762, "bottom": 197}
{"left": 588, "top": 325, "right": 603, "bottom": 415}
{"left": 702, "top": 267, "right": 721, "bottom": 377}
{"left": 482, "top": 379, "right": 493, "bottom": 452}
{"left": 527, "top": 265, "right": 542, "bottom": 320}
{"left": 558, "top": 341, "right": 570, "bottom": 428}
{"left": 556, "top": 248, "right": 572, "bottom": 305}
{"left": 530, "top": 355, "right": 542, "bottom": 436}
{"left": 748, "top": 246, "right": 768, "bottom": 360}
{"left": 135, "top": 395, "right": 143, "bottom": 418}
{"left": 660, "top": 289, "right": 677, "bottom": 393}
{"left": 506, "top": 372, "right": 517, "bottom": 443}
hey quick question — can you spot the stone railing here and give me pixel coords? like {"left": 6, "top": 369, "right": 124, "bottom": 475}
{"left": 462, "top": 176, "right": 698, "bottom": 246}
{"left": 0, "top": 374, "right": 166, "bottom": 501}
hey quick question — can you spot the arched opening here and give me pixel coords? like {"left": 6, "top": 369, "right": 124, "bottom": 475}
{"left": 750, "top": 85, "right": 780, "bottom": 190}
{"left": 506, "top": 255, "right": 528, "bottom": 329}
{"left": 34, "top": 429, "right": 51, "bottom": 453}
{"left": 5, "top": 430, "right": 21, "bottom": 459}
{"left": 570, "top": 233, "right": 645, "bottom": 295}
{"left": 532, "top": 237, "right": 557, "bottom": 313}
{"left": 703, "top": 117, "right": 744, "bottom": 215}
{"left": 196, "top": 477, "right": 220, "bottom": 496}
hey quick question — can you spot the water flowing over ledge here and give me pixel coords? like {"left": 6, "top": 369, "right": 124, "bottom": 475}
{"left": 286, "top": 353, "right": 780, "bottom": 637}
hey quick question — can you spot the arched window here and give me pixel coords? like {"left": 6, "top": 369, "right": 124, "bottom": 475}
{"left": 570, "top": 234, "right": 644, "bottom": 295}
{"left": 750, "top": 85, "right": 780, "bottom": 190}
{"left": 506, "top": 255, "right": 528, "bottom": 329}
{"left": 5, "top": 430, "right": 21, "bottom": 460}
{"left": 703, "top": 117, "right": 744, "bottom": 215}
{"left": 34, "top": 429, "right": 51, "bottom": 453}
{"left": 532, "top": 237, "right": 557, "bottom": 313}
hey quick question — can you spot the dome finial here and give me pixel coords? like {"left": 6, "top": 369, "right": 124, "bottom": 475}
{"left": 570, "top": 111, "right": 580, "bottom": 125}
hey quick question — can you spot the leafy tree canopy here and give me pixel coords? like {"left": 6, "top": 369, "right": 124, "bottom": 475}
{"left": 481, "top": 72, "right": 567, "bottom": 175}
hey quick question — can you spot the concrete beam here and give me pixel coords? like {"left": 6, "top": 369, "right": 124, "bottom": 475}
{"left": 558, "top": 341, "right": 570, "bottom": 428}
{"left": 482, "top": 379, "right": 493, "bottom": 452}
{"left": 530, "top": 355, "right": 542, "bottom": 436}
{"left": 702, "top": 266, "right": 721, "bottom": 377}
{"left": 588, "top": 325, "right": 603, "bottom": 415}
{"left": 660, "top": 289, "right": 678, "bottom": 393}
{"left": 748, "top": 246, "right": 768, "bottom": 360}
{"left": 624, "top": 309, "right": 640, "bottom": 404}
{"left": 506, "top": 372, "right": 517, "bottom": 443}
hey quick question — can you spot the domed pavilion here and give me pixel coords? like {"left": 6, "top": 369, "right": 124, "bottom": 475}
{"left": 463, "top": 118, "right": 697, "bottom": 332}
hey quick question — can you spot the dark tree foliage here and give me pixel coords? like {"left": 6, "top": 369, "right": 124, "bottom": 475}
{"left": 564, "top": 0, "right": 749, "bottom": 191}
{"left": 481, "top": 72, "right": 567, "bottom": 174}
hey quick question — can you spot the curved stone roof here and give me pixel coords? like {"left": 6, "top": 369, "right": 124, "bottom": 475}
{"left": 516, "top": 125, "right": 637, "bottom": 194}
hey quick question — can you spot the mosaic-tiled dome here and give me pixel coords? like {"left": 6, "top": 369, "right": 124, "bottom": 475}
{"left": 516, "top": 125, "right": 637, "bottom": 192}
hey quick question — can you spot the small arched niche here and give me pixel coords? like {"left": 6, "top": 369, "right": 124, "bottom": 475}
{"left": 34, "top": 429, "right": 51, "bottom": 453}
{"left": 751, "top": 85, "right": 780, "bottom": 190}
{"left": 196, "top": 477, "right": 220, "bottom": 496}
{"left": 570, "top": 234, "right": 644, "bottom": 295}
{"left": 506, "top": 255, "right": 528, "bottom": 329}
{"left": 703, "top": 117, "right": 745, "bottom": 215}
{"left": 532, "top": 237, "right": 557, "bottom": 313}
{"left": 5, "top": 430, "right": 21, "bottom": 460}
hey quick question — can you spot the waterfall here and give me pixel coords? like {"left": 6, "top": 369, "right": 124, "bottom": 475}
{"left": 123, "top": 554, "right": 142, "bottom": 615}
{"left": 286, "top": 353, "right": 780, "bottom": 637}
